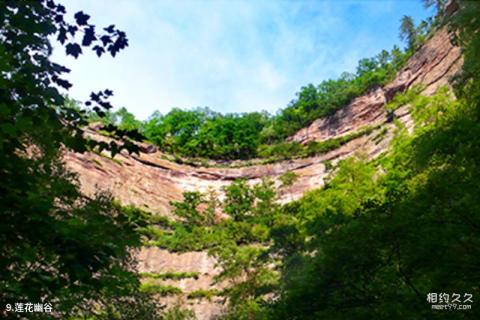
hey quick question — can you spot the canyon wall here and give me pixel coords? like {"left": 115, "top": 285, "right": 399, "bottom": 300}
{"left": 65, "top": 27, "right": 461, "bottom": 319}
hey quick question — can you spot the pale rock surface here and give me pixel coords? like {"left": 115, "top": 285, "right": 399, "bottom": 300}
{"left": 66, "top": 27, "right": 461, "bottom": 319}
{"left": 290, "top": 28, "right": 461, "bottom": 144}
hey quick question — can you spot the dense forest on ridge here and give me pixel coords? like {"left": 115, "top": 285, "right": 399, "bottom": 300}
{"left": 1, "top": 0, "right": 479, "bottom": 319}
{"left": 85, "top": 14, "right": 434, "bottom": 161}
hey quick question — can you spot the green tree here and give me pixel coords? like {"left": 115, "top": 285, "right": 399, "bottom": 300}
{"left": 423, "top": 0, "right": 447, "bottom": 17}
{"left": 171, "top": 191, "right": 216, "bottom": 227}
{"left": 266, "top": 6, "right": 480, "bottom": 318}
{"left": 223, "top": 180, "right": 255, "bottom": 221}
{"left": 145, "top": 108, "right": 206, "bottom": 153}
{"left": 268, "top": 89, "right": 480, "bottom": 319}
{"left": 0, "top": 1, "right": 158, "bottom": 318}
{"left": 212, "top": 244, "right": 277, "bottom": 320}
{"left": 115, "top": 107, "right": 143, "bottom": 131}
{"left": 400, "top": 15, "right": 418, "bottom": 51}
{"left": 450, "top": 0, "right": 480, "bottom": 108}
{"left": 210, "top": 179, "right": 279, "bottom": 319}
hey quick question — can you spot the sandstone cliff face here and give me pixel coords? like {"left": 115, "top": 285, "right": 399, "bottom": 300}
{"left": 65, "top": 27, "right": 461, "bottom": 319}
{"left": 290, "top": 28, "right": 462, "bottom": 144}
{"left": 137, "top": 248, "right": 225, "bottom": 319}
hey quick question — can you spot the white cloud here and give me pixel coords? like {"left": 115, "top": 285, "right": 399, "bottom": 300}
{"left": 52, "top": 0, "right": 429, "bottom": 120}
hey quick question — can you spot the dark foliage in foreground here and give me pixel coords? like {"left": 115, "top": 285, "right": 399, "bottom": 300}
{"left": 0, "top": 1, "right": 162, "bottom": 318}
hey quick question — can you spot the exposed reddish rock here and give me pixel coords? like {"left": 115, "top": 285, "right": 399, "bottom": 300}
{"left": 289, "top": 28, "right": 462, "bottom": 145}
{"left": 445, "top": 0, "right": 459, "bottom": 17}
{"left": 65, "top": 27, "right": 462, "bottom": 319}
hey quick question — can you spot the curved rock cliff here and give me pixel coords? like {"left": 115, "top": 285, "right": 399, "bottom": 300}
{"left": 65, "top": 27, "right": 461, "bottom": 319}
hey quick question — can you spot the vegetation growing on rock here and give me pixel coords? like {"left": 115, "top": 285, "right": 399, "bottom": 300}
{"left": 2, "top": 0, "right": 479, "bottom": 319}
{"left": 156, "top": 84, "right": 480, "bottom": 319}
{"left": 88, "top": 13, "right": 437, "bottom": 161}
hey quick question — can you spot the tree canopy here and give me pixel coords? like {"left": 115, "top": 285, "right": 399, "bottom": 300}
{"left": 138, "top": 2, "right": 480, "bottom": 319}
{"left": 107, "top": 12, "right": 435, "bottom": 161}
{"left": 0, "top": 1, "right": 161, "bottom": 318}
{"left": 2, "top": 1, "right": 479, "bottom": 319}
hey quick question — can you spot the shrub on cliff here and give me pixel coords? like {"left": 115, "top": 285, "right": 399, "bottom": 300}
{"left": 0, "top": 1, "right": 160, "bottom": 318}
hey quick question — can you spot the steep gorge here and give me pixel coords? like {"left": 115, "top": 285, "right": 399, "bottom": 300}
{"left": 65, "top": 27, "right": 461, "bottom": 319}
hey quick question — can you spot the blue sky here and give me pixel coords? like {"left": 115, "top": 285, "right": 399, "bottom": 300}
{"left": 52, "top": 0, "right": 433, "bottom": 120}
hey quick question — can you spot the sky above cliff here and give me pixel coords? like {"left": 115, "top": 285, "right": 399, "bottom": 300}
{"left": 52, "top": 0, "right": 434, "bottom": 120}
